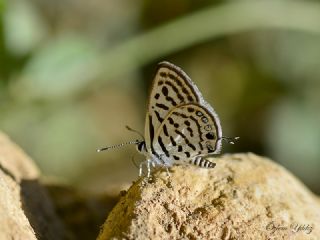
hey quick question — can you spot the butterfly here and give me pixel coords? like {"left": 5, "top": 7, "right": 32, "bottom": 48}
{"left": 98, "top": 62, "right": 238, "bottom": 177}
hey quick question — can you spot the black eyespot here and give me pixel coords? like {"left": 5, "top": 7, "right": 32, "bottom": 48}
{"left": 206, "top": 132, "right": 215, "bottom": 140}
{"left": 201, "top": 116, "right": 208, "bottom": 123}
{"left": 196, "top": 111, "right": 203, "bottom": 116}
{"left": 206, "top": 142, "right": 214, "bottom": 153}
{"left": 204, "top": 125, "right": 212, "bottom": 131}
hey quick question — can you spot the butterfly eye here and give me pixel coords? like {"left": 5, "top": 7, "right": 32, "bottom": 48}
{"left": 137, "top": 141, "right": 145, "bottom": 152}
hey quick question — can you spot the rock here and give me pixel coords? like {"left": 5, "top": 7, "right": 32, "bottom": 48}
{"left": 46, "top": 184, "right": 119, "bottom": 240}
{"left": 98, "top": 153, "right": 320, "bottom": 240}
{"left": 0, "top": 132, "right": 66, "bottom": 240}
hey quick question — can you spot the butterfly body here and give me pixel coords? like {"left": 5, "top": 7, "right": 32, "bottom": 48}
{"left": 138, "top": 61, "right": 223, "bottom": 176}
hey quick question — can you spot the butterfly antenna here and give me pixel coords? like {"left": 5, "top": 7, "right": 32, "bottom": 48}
{"left": 221, "top": 136, "right": 240, "bottom": 145}
{"left": 97, "top": 140, "right": 140, "bottom": 152}
{"left": 126, "top": 125, "right": 144, "bottom": 139}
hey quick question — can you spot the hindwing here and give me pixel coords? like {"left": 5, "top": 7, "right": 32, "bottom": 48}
{"left": 153, "top": 103, "right": 222, "bottom": 163}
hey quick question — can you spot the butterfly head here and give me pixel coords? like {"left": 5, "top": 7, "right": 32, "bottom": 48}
{"left": 136, "top": 140, "right": 147, "bottom": 154}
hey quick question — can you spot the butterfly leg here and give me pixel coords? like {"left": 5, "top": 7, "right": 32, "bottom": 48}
{"left": 146, "top": 159, "right": 152, "bottom": 178}
{"left": 139, "top": 159, "right": 156, "bottom": 177}
{"left": 139, "top": 160, "right": 149, "bottom": 177}
{"left": 158, "top": 154, "right": 171, "bottom": 177}
{"left": 191, "top": 156, "right": 216, "bottom": 168}
{"left": 139, "top": 161, "right": 144, "bottom": 176}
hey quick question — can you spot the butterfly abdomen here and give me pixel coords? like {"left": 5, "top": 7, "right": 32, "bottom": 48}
{"left": 190, "top": 156, "right": 216, "bottom": 168}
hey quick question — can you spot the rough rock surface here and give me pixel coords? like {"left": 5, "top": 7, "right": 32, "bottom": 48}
{"left": 0, "top": 132, "right": 65, "bottom": 240}
{"left": 98, "top": 153, "right": 320, "bottom": 240}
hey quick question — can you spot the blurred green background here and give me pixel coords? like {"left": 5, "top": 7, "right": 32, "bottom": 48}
{"left": 0, "top": 0, "right": 319, "bottom": 194}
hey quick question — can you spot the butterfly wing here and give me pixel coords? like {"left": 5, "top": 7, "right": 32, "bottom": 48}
{"left": 152, "top": 103, "right": 222, "bottom": 165}
{"left": 144, "top": 61, "right": 223, "bottom": 162}
{"left": 144, "top": 62, "right": 204, "bottom": 156}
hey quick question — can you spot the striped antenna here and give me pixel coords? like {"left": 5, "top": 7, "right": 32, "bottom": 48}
{"left": 221, "top": 136, "right": 240, "bottom": 145}
{"left": 97, "top": 140, "right": 140, "bottom": 152}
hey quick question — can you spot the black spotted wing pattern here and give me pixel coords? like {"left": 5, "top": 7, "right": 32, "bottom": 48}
{"left": 153, "top": 103, "right": 222, "bottom": 164}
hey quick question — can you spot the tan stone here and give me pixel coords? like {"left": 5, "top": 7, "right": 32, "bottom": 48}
{"left": 98, "top": 153, "right": 320, "bottom": 240}
{"left": 0, "top": 132, "right": 65, "bottom": 240}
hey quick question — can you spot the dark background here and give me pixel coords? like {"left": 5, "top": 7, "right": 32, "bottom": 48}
{"left": 0, "top": 0, "right": 319, "bottom": 194}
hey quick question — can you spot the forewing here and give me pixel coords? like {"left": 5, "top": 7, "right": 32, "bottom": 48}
{"left": 144, "top": 62, "right": 203, "bottom": 154}
{"left": 153, "top": 103, "right": 222, "bottom": 164}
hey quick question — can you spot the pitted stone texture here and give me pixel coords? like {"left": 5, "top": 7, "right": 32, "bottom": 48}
{"left": 98, "top": 153, "right": 320, "bottom": 240}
